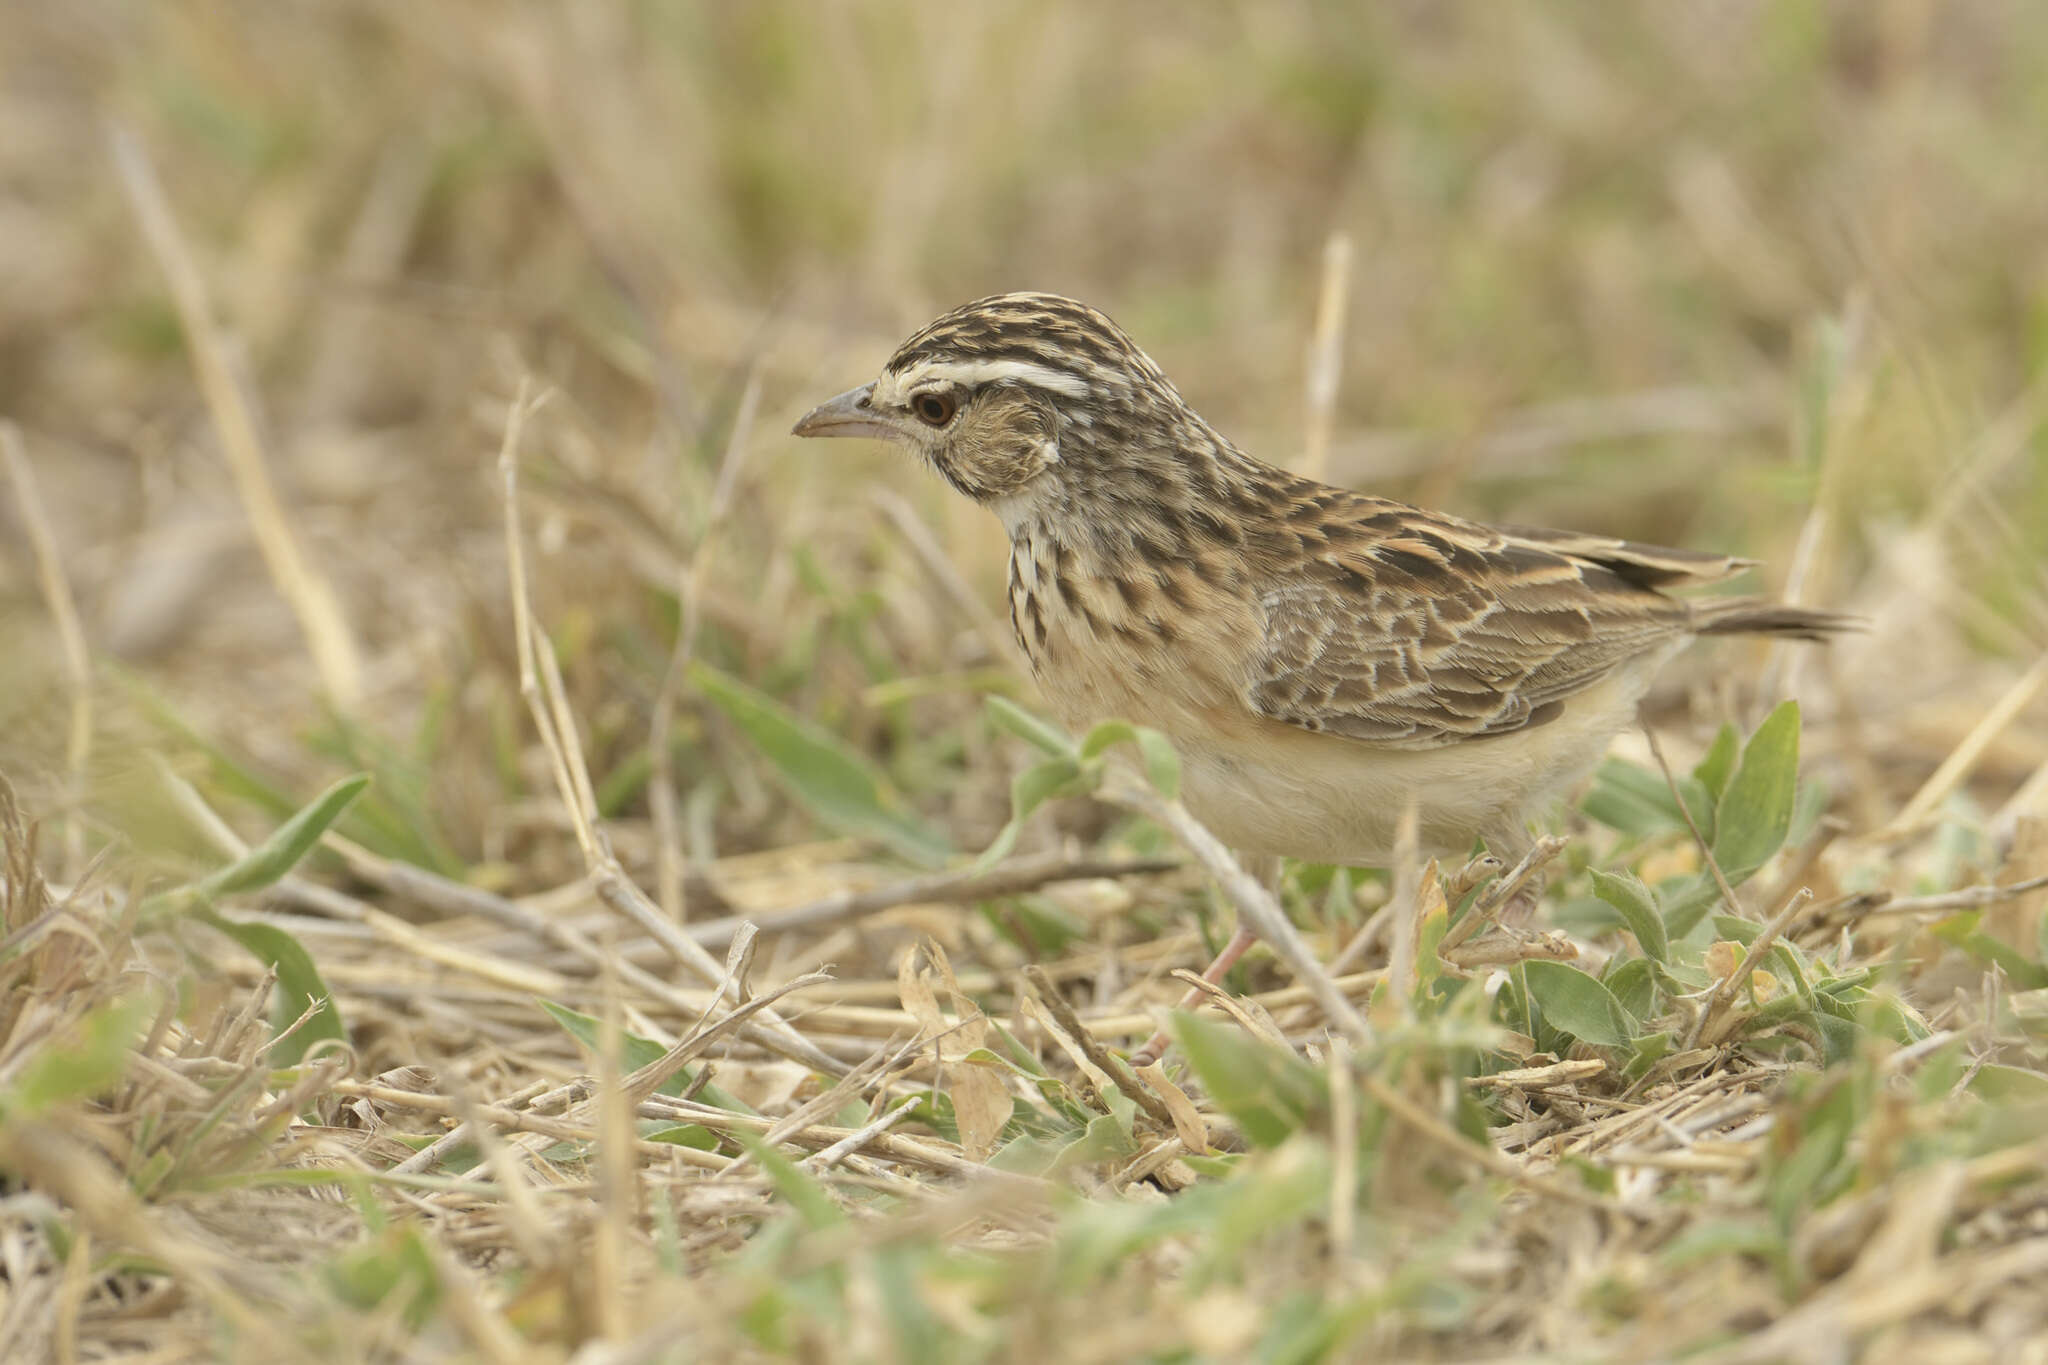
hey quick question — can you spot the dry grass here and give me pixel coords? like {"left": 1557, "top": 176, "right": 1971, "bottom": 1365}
{"left": 3, "top": 3, "right": 2048, "bottom": 1360}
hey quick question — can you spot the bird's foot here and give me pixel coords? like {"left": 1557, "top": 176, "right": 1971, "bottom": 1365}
{"left": 1129, "top": 923, "right": 1261, "bottom": 1067}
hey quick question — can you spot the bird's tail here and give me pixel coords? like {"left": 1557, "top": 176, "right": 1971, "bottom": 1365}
{"left": 1692, "top": 598, "right": 1859, "bottom": 643}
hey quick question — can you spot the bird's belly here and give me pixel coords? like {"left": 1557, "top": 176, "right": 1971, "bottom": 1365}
{"left": 1172, "top": 663, "right": 1660, "bottom": 865}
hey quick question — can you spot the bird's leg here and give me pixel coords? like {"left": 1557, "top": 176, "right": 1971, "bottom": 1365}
{"left": 1497, "top": 866, "right": 1545, "bottom": 928}
{"left": 1478, "top": 831, "right": 1559, "bottom": 929}
{"left": 1130, "top": 852, "right": 1283, "bottom": 1066}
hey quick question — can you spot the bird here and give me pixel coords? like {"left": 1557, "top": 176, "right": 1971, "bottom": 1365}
{"left": 794, "top": 292, "right": 1848, "bottom": 1055}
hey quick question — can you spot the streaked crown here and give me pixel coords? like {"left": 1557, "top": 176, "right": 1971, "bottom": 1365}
{"left": 883, "top": 292, "right": 1171, "bottom": 402}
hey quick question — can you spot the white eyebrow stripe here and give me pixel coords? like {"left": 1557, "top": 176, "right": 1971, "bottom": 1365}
{"left": 901, "top": 359, "right": 1093, "bottom": 400}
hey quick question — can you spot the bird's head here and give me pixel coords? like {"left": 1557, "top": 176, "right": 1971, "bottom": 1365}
{"left": 793, "top": 293, "right": 1229, "bottom": 531}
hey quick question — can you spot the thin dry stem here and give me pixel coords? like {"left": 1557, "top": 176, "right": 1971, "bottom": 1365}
{"left": 1100, "top": 765, "right": 1369, "bottom": 1048}
{"left": 1299, "top": 231, "right": 1353, "bottom": 483}
{"left": 108, "top": 125, "right": 363, "bottom": 707}
{"left": 1880, "top": 648, "right": 2048, "bottom": 839}
{"left": 0, "top": 422, "right": 93, "bottom": 879}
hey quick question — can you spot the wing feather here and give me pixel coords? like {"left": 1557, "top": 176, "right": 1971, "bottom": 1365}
{"left": 1244, "top": 496, "right": 1699, "bottom": 748}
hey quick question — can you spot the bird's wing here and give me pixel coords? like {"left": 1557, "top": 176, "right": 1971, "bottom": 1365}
{"left": 1243, "top": 496, "right": 1742, "bottom": 748}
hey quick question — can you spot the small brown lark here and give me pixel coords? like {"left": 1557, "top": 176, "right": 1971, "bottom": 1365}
{"left": 796, "top": 292, "right": 1847, "bottom": 1045}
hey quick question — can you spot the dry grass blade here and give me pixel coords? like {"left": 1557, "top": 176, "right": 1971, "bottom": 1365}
{"left": 0, "top": 422, "right": 92, "bottom": 879}
{"left": 1880, "top": 649, "right": 2048, "bottom": 840}
{"left": 1299, "top": 231, "right": 1354, "bottom": 483}
{"left": 496, "top": 377, "right": 847, "bottom": 1076}
{"left": 107, "top": 125, "right": 363, "bottom": 708}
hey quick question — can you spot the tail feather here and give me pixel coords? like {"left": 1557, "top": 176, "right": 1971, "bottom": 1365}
{"left": 1692, "top": 598, "right": 1859, "bottom": 643}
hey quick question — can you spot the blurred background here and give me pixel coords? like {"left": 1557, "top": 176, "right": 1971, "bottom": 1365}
{"left": 6, "top": 5, "right": 2048, "bottom": 1359}
{"left": 2, "top": 0, "right": 2045, "bottom": 876}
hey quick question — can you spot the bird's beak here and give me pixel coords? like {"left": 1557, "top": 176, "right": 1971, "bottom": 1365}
{"left": 791, "top": 384, "right": 897, "bottom": 441}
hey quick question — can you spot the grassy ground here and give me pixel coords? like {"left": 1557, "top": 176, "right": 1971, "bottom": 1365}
{"left": 3, "top": 2, "right": 2048, "bottom": 1360}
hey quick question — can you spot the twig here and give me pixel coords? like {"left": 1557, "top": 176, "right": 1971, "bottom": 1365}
{"left": 440, "top": 1082, "right": 558, "bottom": 1270}
{"left": 1441, "top": 930, "right": 1579, "bottom": 970}
{"left": 635, "top": 1098, "right": 1042, "bottom": 1186}
{"left": 681, "top": 851, "right": 1179, "bottom": 949}
{"left": 611, "top": 971, "right": 834, "bottom": 1108}
{"left": 734, "top": 1041, "right": 914, "bottom": 1180}
{"left": 803, "top": 1097, "right": 925, "bottom": 1174}
{"left": 1165, "top": 969, "right": 1293, "bottom": 1048}
{"left": 1466, "top": 1059, "right": 1608, "bottom": 1090}
{"left": 1099, "top": 766, "right": 1369, "bottom": 1049}
{"left": 1844, "top": 872, "right": 2048, "bottom": 920}
{"left": 332, "top": 1082, "right": 730, "bottom": 1170}
{"left": 1024, "top": 964, "right": 1175, "bottom": 1129}
{"left": 1752, "top": 820, "right": 1843, "bottom": 929}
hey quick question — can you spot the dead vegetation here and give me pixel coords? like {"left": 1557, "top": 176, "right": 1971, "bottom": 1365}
{"left": 2, "top": 3, "right": 2048, "bottom": 1361}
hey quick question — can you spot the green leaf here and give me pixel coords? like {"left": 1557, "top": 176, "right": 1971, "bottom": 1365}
{"left": 1763, "top": 1072, "right": 1862, "bottom": 1227}
{"left": 113, "top": 664, "right": 298, "bottom": 819}
{"left": 1712, "top": 701, "right": 1800, "bottom": 886}
{"left": 987, "top": 1134, "right": 1062, "bottom": 1176}
{"left": 199, "top": 913, "right": 347, "bottom": 1065}
{"left": 307, "top": 712, "right": 463, "bottom": 874}
{"left": 1660, "top": 875, "right": 1722, "bottom": 940}
{"left": 1692, "top": 723, "right": 1740, "bottom": 805}
{"left": 1562, "top": 1155, "right": 1618, "bottom": 1196}
{"left": 1661, "top": 1217, "right": 1785, "bottom": 1269}
{"left": 1623, "top": 1030, "right": 1676, "bottom": 1081}
{"left": 970, "top": 819, "right": 1023, "bottom": 875}
{"left": 1079, "top": 721, "right": 1182, "bottom": 799}
{"left": 326, "top": 1225, "right": 440, "bottom": 1327}
{"left": 1522, "top": 961, "right": 1636, "bottom": 1047}
{"left": 1134, "top": 728, "right": 1181, "bottom": 800}
{"left": 646, "top": 1124, "right": 722, "bottom": 1151}
{"left": 1051, "top": 1114, "right": 1140, "bottom": 1170}
{"left": 1591, "top": 868, "right": 1668, "bottom": 964}
{"left": 1603, "top": 958, "right": 1658, "bottom": 1022}
{"left": 194, "top": 773, "right": 371, "bottom": 901}
{"left": 1930, "top": 912, "right": 2048, "bottom": 990}
{"left": 1966, "top": 1066, "right": 2048, "bottom": 1103}
{"left": 1171, "top": 1013, "right": 1326, "bottom": 1146}
{"left": 742, "top": 1134, "right": 845, "bottom": 1229}
{"left": 1078, "top": 719, "right": 1137, "bottom": 759}
{"left": 979, "top": 894, "right": 1087, "bottom": 956}
{"left": 970, "top": 756, "right": 1094, "bottom": 874}
{"left": 984, "top": 695, "right": 1076, "bottom": 757}
{"left": 1011, "top": 756, "right": 1091, "bottom": 818}
{"left": 693, "top": 662, "right": 949, "bottom": 866}
{"left": 3, "top": 994, "right": 152, "bottom": 1117}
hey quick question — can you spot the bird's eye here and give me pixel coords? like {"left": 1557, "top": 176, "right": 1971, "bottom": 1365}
{"left": 912, "top": 391, "right": 958, "bottom": 427}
